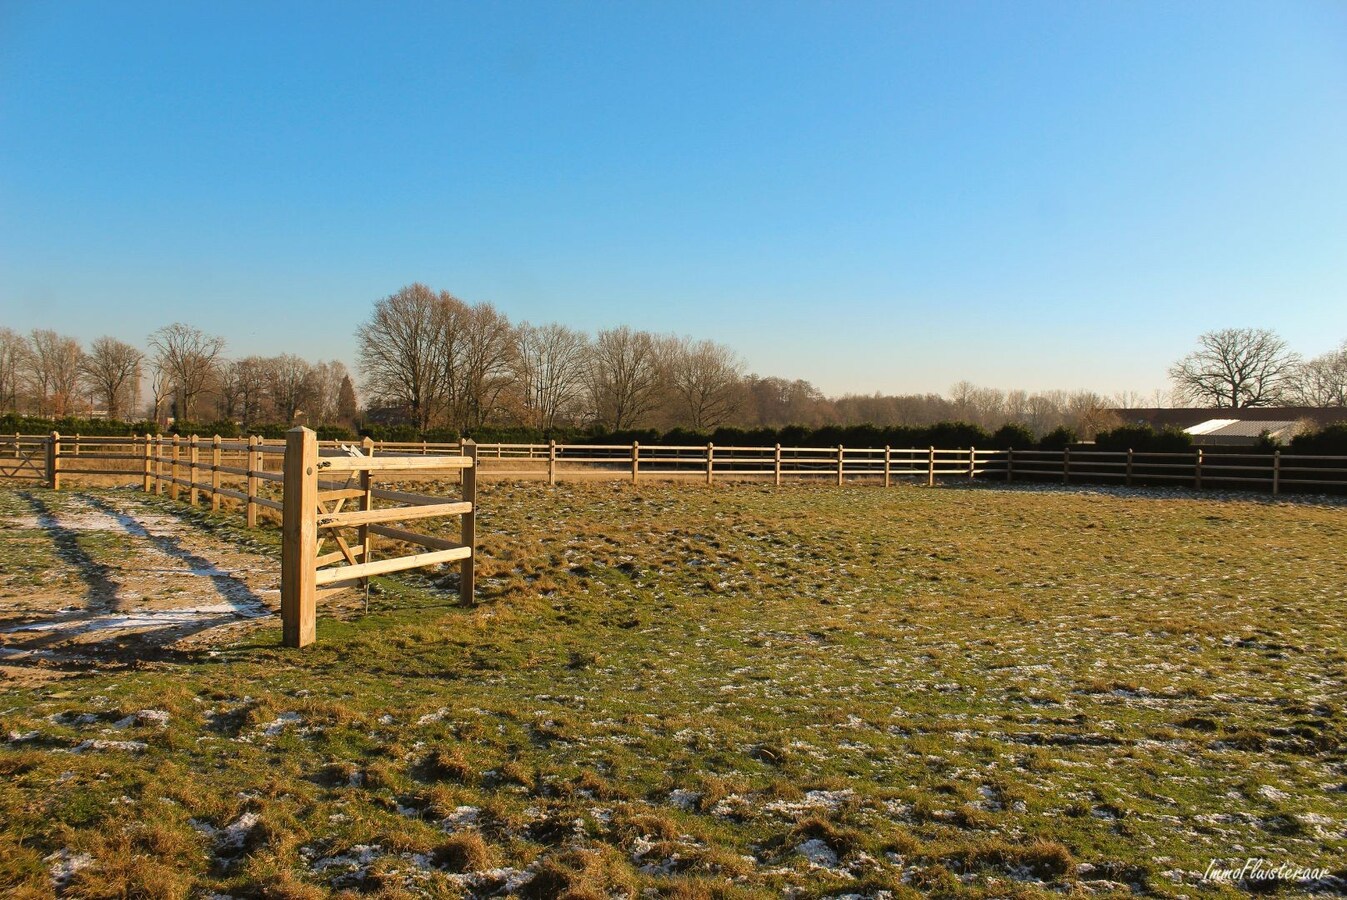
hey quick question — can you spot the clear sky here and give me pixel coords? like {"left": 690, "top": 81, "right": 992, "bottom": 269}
{"left": 2, "top": 1, "right": 1345, "bottom": 398}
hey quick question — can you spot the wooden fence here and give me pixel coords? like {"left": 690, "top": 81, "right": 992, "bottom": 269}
{"left": 25, "top": 429, "right": 476, "bottom": 648}
{"left": 8, "top": 433, "right": 1347, "bottom": 496}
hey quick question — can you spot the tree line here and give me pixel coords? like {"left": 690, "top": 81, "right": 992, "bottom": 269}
{"left": 2, "top": 289, "right": 1343, "bottom": 441}
{"left": 0, "top": 324, "right": 358, "bottom": 431}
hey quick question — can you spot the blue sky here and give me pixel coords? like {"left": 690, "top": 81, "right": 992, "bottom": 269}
{"left": 2, "top": 1, "right": 1344, "bottom": 397}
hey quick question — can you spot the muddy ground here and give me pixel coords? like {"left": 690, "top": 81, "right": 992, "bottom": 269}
{"left": 0, "top": 487, "right": 279, "bottom": 684}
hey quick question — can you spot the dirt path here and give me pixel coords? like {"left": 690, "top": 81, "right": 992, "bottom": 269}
{"left": 0, "top": 487, "right": 278, "bottom": 684}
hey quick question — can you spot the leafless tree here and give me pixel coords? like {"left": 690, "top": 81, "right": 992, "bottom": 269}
{"left": 744, "top": 376, "right": 831, "bottom": 427}
{"left": 1065, "top": 391, "right": 1120, "bottom": 439}
{"left": 949, "top": 381, "right": 1006, "bottom": 429}
{"left": 1025, "top": 391, "right": 1067, "bottom": 435}
{"left": 357, "top": 284, "right": 450, "bottom": 430}
{"left": 217, "top": 357, "right": 271, "bottom": 424}
{"left": 147, "top": 360, "right": 176, "bottom": 425}
{"left": 1109, "top": 390, "right": 1147, "bottom": 409}
{"left": 263, "top": 354, "right": 317, "bottom": 423}
{"left": 454, "top": 303, "right": 516, "bottom": 430}
{"left": 663, "top": 336, "right": 744, "bottom": 429}
{"left": 1293, "top": 341, "right": 1347, "bottom": 406}
{"left": 586, "top": 327, "right": 664, "bottom": 430}
{"left": 305, "top": 360, "right": 351, "bottom": 425}
{"left": 148, "top": 323, "right": 225, "bottom": 422}
{"left": 0, "top": 327, "right": 27, "bottom": 413}
{"left": 1003, "top": 389, "right": 1030, "bottom": 424}
{"left": 513, "top": 322, "right": 589, "bottom": 431}
{"left": 79, "top": 336, "right": 142, "bottom": 420}
{"left": 26, "top": 330, "right": 84, "bottom": 417}
{"left": 1169, "top": 328, "right": 1300, "bottom": 408}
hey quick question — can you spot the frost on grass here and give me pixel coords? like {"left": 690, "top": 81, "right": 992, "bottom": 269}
{"left": 3, "top": 482, "right": 1346, "bottom": 896}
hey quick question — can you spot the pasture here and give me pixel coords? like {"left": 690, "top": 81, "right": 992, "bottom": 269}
{"left": 0, "top": 480, "right": 1344, "bottom": 898}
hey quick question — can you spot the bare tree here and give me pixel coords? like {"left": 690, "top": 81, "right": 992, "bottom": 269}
{"left": 148, "top": 323, "right": 225, "bottom": 422}
{"left": 586, "top": 327, "right": 664, "bottom": 430}
{"left": 263, "top": 354, "right": 317, "bottom": 423}
{"left": 0, "top": 327, "right": 27, "bottom": 414}
{"left": 663, "top": 336, "right": 745, "bottom": 429}
{"left": 356, "top": 284, "right": 450, "bottom": 430}
{"left": 455, "top": 302, "right": 516, "bottom": 430}
{"left": 308, "top": 360, "right": 352, "bottom": 425}
{"left": 26, "top": 330, "right": 84, "bottom": 417}
{"left": 513, "top": 321, "right": 589, "bottom": 431}
{"left": 743, "top": 376, "right": 831, "bottom": 427}
{"left": 147, "top": 359, "right": 174, "bottom": 424}
{"left": 1169, "top": 328, "right": 1300, "bottom": 408}
{"left": 1293, "top": 341, "right": 1347, "bottom": 406}
{"left": 80, "top": 337, "right": 142, "bottom": 420}
{"left": 217, "top": 356, "right": 271, "bottom": 424}
{"left": 1025, "top": 391, "right": 1067, "bottom": 436}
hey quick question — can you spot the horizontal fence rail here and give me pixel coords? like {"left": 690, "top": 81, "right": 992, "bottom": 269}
{"left": 6, "top": 434, "right": 1347, "bottom": 496}
{"left": 22, "top": 430, "right": 476, "bottom": 649}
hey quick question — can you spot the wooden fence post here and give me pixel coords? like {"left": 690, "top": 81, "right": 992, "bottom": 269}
{"left": 774, "top": 444, "right": 782, "bottom": 486}
{"left": 154, "top": 436, "right": 165, "bottom": 495}
{"left": 47, "top": 431, "right": 60, "bottom": 490}
{"left": 927, "top": 446, "right": 935, "bottom": 487}
{"left": 548, "top": 439, "right": 557, "bottom": 485}
{"left": 73, "top": 433, "right": 80, "bottom": 457}
{"left": 1194, "top": 448, "right": 1203, "bottom": 490}
{"left": 1006, "top": 447, "right": 1014, "bottom": 483}
{"left": 707, "top": 443, "right": 715, "bottom": 485}
{"left": 884, "top": 445, "right": 891, "bottom": 488}
{"left": 211, "top": 435, "right": 222, "bottom": 512}
{"left": 188, "top": 435, "right": 200, "bottom": 506}
{"left": 968, "top": 446, "right": 976, "bottom": 481}
{"left": 357, "top": 436, "right": 376, "bottom": 590}
{"left": 281, "top": 426, "right": 318, "bottom": 648}
{"left": 1272, "top": 450, "right": 1281, "bottom": 496}
{"left": 836, "top": 445, "right": 844, "bottom": 486}
{"left": 246, "top": 435, "right": 260, "bottom": 528}
{"left": 1063, "top": 446, "right": 1070, "bottom": 485}
{"left": 142, "top": 435, "right": 153, "bottom": 492}
{"left": 461, "top": 440, "right": 477, "bottom": 606}
{"left": 1126, "top": 449, "right": 1134, "bottom": 486}
{"left": 170, "top": 435, "right": 181, "bottom": 501}
{"left": 632, "top": 441, "right": 641, "bottom": 484}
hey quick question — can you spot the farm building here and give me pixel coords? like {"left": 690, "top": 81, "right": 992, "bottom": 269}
{"left": 1181, "top": 417, "right": 1304, "bottom": 446}
{"left": 1114, "top": 406, "right": 1347, "bottom": 446}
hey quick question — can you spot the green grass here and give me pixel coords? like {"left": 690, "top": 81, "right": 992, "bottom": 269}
{"left": 1, "top": 480, "right": 1345, "bottom": 898}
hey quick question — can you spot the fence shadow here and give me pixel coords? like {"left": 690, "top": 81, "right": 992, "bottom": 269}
{"left": 0, "top": 491, "right": 272, "bottom": 674}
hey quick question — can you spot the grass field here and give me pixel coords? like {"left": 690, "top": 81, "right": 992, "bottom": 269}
{"left": 1, "top": 480, "right": 1345, "bottom": 898}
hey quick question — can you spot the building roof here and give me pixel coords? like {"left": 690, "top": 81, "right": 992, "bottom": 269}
{"left": 1114, "top": 407, "right": 1347, "bottom": 430}
{"left": 1184, "top": 419, "right": 1301, "bottom": 439}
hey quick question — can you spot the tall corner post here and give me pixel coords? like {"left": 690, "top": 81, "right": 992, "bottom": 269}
{"left": 188, "top": 434, "right": 200, "bottom": 506}
{"left": 281, "top": 426, "right": 318, "bottom": 648}
{"left": 47, "top": 431, "right": 61, "bottom": 490}
{"left": 142, "top": 434, "right": 153, "bottom": 492}
{"left": 359, "top": 437, "right": 375, "bottom": 591}
{"left": 246, "top": 436, "right": 260, "bottom": 528}
{"left": 210, "top": 435, "right": 222, "bottom": 512}
{"left": 460, "top": 440, "right": 477, "bottom": 606}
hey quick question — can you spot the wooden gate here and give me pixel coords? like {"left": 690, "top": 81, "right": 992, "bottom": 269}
{"left": 281, "top": 427, "right": 476, "bottom": 648}
{"left": 0, "top": 435, "right": 45, "bottom": 481}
